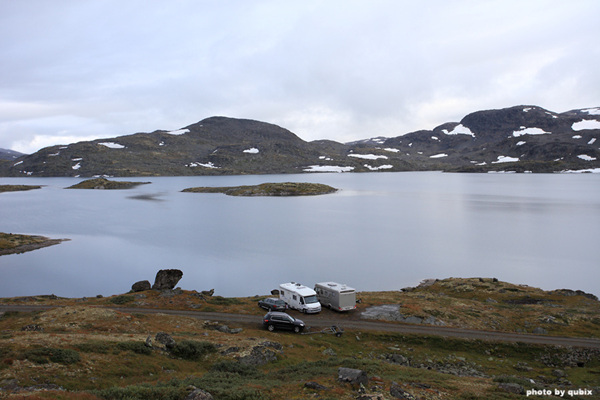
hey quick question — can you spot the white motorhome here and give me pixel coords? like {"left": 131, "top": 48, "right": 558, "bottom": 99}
{"left": 314, "top": 282, "right": 356, "bottom": 312}
{"left": 279, "top": 282, "right": 321, "bottom": 314}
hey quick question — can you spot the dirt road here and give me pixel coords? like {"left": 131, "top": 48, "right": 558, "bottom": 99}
{"left": 2, "top": 304, "right": 599, "bottom": 349}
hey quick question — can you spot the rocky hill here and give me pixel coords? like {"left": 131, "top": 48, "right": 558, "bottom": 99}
{"left": 0, "top": 148, "right": 25, "bottom": 161}
{"left": 2, "top": 106, "right": 599, "bottom": 177}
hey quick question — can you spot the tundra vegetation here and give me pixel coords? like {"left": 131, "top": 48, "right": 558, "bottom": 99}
{"left": 1, "top": 278, "right": 599, "bottom": 399}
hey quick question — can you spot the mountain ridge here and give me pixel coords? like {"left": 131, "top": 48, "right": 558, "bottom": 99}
{"left": 2, "top": 105, "right": 599, "bottom": 176}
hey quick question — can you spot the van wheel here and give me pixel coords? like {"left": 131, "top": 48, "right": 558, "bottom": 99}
{"left": 301, "top": 308, "right": 306, "bottom": 313}
{"left": 294, "top": 326, "right": 301, "bottom": 333}
{"left": 267, "top": 324, "right": 275, "bottom": 332}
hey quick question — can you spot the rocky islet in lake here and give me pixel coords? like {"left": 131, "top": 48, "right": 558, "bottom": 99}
{"left": 182, "top": 182, "right": 337, "bottom": 196}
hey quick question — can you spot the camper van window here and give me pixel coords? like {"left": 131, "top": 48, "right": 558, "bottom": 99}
{"left": 293, "top": 295, "right": 297, "bottom": 301}
{"left": 300, "top": 297, "right": 304, "bottom": 304}
{"left": 304, "top": 295, "right": 319, "bottom": 304}
{"left": 281, "top": 290, "right": 285, "bottom": 296}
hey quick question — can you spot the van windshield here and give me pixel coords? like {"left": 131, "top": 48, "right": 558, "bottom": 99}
{"left": 304, "top": 295, "right": 319, "bottom": 304}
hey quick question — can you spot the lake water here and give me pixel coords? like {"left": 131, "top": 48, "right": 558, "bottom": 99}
{"left": 1, "top": 172, "right": 599, "bottom": 298}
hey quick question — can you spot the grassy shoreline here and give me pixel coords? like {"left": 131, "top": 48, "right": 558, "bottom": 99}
{"left": 0, "top": 232, "right": 69, "bottom": 256}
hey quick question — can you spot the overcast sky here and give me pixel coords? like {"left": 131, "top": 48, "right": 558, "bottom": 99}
{"left": 1, "top": 0, "right": 599, "bottom": 154}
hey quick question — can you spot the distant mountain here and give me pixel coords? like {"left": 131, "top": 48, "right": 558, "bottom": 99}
{"left": 0, "top": 148, "right": 25, "bottom": 161}
{"left": 1, "top": 106, "right": 599, "bottom": 177}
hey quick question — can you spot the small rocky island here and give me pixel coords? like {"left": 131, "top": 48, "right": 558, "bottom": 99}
{"left": 0, "top": 184, "right": 42, "bottom": 193}
{"left": 182, "top": 182, "right": 337, "bottom": 196}
{"left": 0, "top": 232, "right": 69, "bottom": 256}
{"left": 66, "top": 177, "right": 151, "bottom": 190}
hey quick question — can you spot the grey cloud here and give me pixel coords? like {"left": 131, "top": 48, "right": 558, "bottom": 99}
{"left": 1, "top": 0, "right": 599, "bottom": 153}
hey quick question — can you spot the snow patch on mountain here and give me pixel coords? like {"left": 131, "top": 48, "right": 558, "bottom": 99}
{"left": 572, "top": 120, "right": 600, "bottom": 131}
{"left": 512, "top": 127, "right": 550, "bottom": 137}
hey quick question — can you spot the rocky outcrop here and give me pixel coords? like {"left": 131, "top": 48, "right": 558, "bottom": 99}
{"left": 237, "top": 341, "right": 282, "bottom": 366}
{"left": 361, "top": 304, "right": 445, "bottom": 326}
{"left": 131, "top": 280, "right": 151, "bottom": 292}
{"left": 152, "top": 269, "right": 183, "bottom": 290}
{"left": 338, "top": 367, "right": 368, "bottom": 386}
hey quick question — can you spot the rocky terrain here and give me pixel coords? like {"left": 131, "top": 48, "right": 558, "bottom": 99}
{"left": 0, "top": 148, "right": 24, "bottom": 161}
{"left": 1, "top": 276, "right": 598, "bottom": 399}
{"left": 2, "top": 105, "right": 599, "bottom": 177}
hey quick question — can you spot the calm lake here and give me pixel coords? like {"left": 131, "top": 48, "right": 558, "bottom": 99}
{"left": 1, "top": 172, "right": 599, "bottom": 298}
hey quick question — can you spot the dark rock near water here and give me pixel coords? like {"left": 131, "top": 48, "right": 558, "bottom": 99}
{"left": 152, "top": 269, "right": 183, "bottom": 290}
{"left": 131, "top": 280, "right": 151, "bottom": 292}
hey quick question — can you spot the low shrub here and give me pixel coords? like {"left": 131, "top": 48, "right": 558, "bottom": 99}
{"left": 23, "top": 347, "right": 80, "bottom": 364}
{"left": 91, "top": 384, "right": 186, "bottom": 400}
{"left": 170, "top": 340, "right": 216, "bottom": 361}
{"left": 210, "top": 360, "right": 261, "bottom": 377}
{"left": 75, "top": 341, "right": 112, "bottom": 354}
{"left": 117, "top": 341, "right": 152, "bottom": 355}
{"left": 109, "top": 295, "right": 134, "bottom": 305}
{"left": 206, "top": 296, "right": 243, "bottom": 305}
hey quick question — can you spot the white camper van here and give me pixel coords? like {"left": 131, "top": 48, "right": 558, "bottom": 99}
{"left": 279, "top": 282, "right": 321, "bottom": 314}
{"left": 314, "top": 282, "right": 356, "bottom": 312}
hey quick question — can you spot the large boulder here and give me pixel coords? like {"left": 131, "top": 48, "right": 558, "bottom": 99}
{"left": 338, "top": 367, "right": 368, "bottom": 386}
{"left": 131, "top": 280, "right": 151, "bottom": 292}
{"left": 155, "top": 332, "right": 176, "bottom": 350}
{"left": 152, "top": 269, "right": 183, "bottom": 290}
{"left": 185, "top": 388, "right": 214, "bottom": 400}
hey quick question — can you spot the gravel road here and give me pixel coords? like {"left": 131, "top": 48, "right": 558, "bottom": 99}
{"left": 2, "top": 304, "right": 599, "bottom": 349}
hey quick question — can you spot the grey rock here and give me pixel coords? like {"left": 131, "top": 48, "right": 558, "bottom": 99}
{"left": 498, "top": 382, "right": 525, "bottom": 395}
{"left": 338, "top": 367, "right": 368, "bottom": 386}
{"left": 155, "top": 332, "right": 176, "bottom": 350}
{"left": 532, "top": 327, "right": 548, "bottom": 334}
{"left": 152, "top": 269, "right": 183, "bottom": 290}
{"left": 21, "top": 324, "right": 43, "bottom": 332}
{"left": 238, "top": 345, "right": 279, "bottom": 366}
{"left": 322, "top": 348, "right": 337, "bottom": 356}
{"left": 385, "top": 353, "right": 410, "bottom": 365}
{"left": 131, "top": 280, "right": 151, "bottom": 292}
{"left": 304, "top": 381, "right": 328, "bottom": 390}
{"left": 201, "top": 289, "right": 215, "bottom": 296}
{"left": 404, "top": 316, "right": 423, "bottom": 324}
{"left": 390, "top": 382, "right": 416, "bottom": 399}
{"left": 185, "top": 388, "right": 214, "bottom": 400}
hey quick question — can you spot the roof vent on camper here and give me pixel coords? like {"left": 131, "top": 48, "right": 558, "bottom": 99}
{"left": 328, "top": 283, "right": 336, "bottom": 287}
